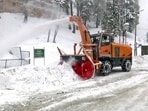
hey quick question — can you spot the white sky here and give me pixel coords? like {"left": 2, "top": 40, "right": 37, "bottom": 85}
{"left": 137, "top": 0, "right": 148, "bottom": 42}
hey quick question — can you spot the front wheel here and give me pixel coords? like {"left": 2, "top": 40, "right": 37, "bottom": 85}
{"left": 122, "top": 60, "right": 132, "bottom": 72}
{"left": 100, "top": 60, "right": 112, "bottom": 76}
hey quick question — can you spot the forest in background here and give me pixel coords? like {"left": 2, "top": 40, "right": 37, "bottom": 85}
{"left": 55, "top": 0, "right": 140, "bottom": 37}
{"left": 0, "top": 0, "right": 140, "bottom": 38}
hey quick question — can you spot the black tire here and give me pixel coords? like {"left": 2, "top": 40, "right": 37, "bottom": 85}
{"left": 122, "top": 60, "right": 132, "bottom": 72}
{"left": 100, "top": 60, "right": 112, "bottom": 76}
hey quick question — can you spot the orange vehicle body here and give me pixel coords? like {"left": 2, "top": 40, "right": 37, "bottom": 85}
{"left": 58, "top": 16, "right": 132, "bottom": 79}
{"left": 99, "top": 36, "right": 132, "bottom": 58}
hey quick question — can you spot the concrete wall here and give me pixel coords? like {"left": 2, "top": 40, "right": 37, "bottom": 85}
{"left": 0, "top": 0, "right": 24, "bottom": 13}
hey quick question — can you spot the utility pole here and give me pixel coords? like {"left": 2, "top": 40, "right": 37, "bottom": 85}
{"left": 134, "top": 22, "right": 137, "bottom": 56}
{"left": 134, "top": 9, "right": 144, "bottom": 56}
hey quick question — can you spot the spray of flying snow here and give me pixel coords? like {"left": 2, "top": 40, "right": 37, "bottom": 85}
{"left": 0, "top": 17, "right": 69, "bottom": 57}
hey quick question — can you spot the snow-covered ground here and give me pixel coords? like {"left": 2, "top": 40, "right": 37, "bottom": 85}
{"left": 0, "top": 0, "right": 148, "bottom": 110}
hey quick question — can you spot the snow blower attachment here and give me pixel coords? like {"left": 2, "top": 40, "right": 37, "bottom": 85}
{"left": 57, "top": 43, "right": 101, "bottom": 80}
{"left": 57, "top": 16, "right": 132, "bottom": 80}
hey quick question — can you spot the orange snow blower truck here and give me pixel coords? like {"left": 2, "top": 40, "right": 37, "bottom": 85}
{"left": 57, "top": 16, "right": 132, "bottom": 80}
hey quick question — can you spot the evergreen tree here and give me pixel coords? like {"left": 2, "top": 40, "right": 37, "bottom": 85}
{"left": 101, "top": 0, "right": 140, "bottom": 36}
{"left": 93, "top": 0, "right": 106, "bottom": 28}
{"left": 79, "top": 0, "right": 93, "bottom": 26}
{"left": 101, "top": 0, "right": 119, "bottom": 36}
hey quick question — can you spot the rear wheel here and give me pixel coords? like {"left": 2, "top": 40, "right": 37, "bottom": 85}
{"left": 122, "top": 60, "right": 131, "bottom": 72}
{"left": 100, "top": 60, "right": 112, "bottom": 76}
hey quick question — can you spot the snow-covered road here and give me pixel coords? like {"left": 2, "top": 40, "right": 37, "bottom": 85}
{"left": 1, "top": 67, "right": 148, "bottom": 111}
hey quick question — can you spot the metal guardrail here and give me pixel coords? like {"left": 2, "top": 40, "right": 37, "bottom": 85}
{"left": 0, "top": 58, "right": 30, "bottom": 68}
{"left": 0, "top": 47, "right": 30, "bottom": 68}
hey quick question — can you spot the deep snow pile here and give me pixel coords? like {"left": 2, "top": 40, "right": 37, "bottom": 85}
{"left": 0, "top": 63, "right": 80, "bottom": 91}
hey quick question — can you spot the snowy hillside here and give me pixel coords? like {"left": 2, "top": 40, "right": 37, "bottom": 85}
{"left": 0, "top": 2, "right": 148, "bottom": 110}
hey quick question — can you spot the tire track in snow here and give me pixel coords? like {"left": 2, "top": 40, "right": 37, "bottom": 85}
{"left": 1, "top": 69, "right": 148, "bottom": 111}
{"left": 38, "top": 72, "right": 148, "bottom": 111}
{"left": 89, "top": 80, "right": 148, "bottom": 111}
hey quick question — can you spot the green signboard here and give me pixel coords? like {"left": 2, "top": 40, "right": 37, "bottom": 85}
{"left": 34, "top": 49, "right": 45, "bottom": 58}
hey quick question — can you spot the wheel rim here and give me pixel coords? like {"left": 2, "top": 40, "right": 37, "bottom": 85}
{"left": 102, "top": 61, "right": 111, "bottom": 75}
{"left": 125, "top": 60, "right": 131, "bottom": 71}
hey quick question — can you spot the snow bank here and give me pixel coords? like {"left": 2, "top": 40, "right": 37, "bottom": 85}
{"left": 133, "top": 55, "right": 148, "bottom": 69}
{"left": 0, "top": 63, "right": 81, "bottom": 92}
{"left": 0, "top": 72, "right": 12, "bottom": 90}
